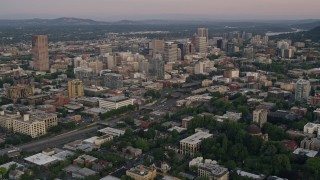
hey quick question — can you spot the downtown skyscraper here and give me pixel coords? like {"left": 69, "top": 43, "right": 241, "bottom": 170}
{"left": 32, "top": 35, "right": 49, "bottom": 71}
{"left": 197, "top": 28, "right": 209, "bottom": 42}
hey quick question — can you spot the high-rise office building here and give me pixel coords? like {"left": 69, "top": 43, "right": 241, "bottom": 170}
{"left": 262, "top": 36, "right": 269, "bottom": 45}
{"left": 68, "top": 79, "right": 84, "bottom": 97}
{"left": 281, "top": 48, "right": 295, "bottom": 59}
{"left": 197, "top": 28, "right": 209, "bottom": 42}
{"left": 243, "top": 47, "right": 254, "bottom": 60}
{"left": 177, "top": 43, "right": 185, "bottom": 60}
{"left": 228, "top": 32, "right": 235, "bottom": 40}
{"left": 196, "top": 37, "right": 207, "bottom": 54}
{"left": 106, "top": 55, "right": 116, "bottom": 69}
{"left": 95, "top": 45, "right": 112, "bottom": 55}
{"left": 245, "top": 33, "right": 253, "bottom": 40}
{"left": 241, "top": 31, "right": 246, "bottom": 39}
{"left": 150, "top": 54, "right": 165, "bottom": 80}
{"left": 74, "top": 67, "right": 93, "bottom": 79}
{"left": 223, "top": 39, "right": 229, "bottom": 51}
{"left": 138, "top": 60, "right": 149, "bottom": 75}
{"left": 217, "top": 39, "right": 223, "bottom": 49}
{"left": 295, "top": 79, "right": 311, "bottom": 103}
{"left": 32, "top": 35, "right": 49, "bottom": 71}
{"left": 103, "top": 73, "right": 123, "bottom": 89}
{"left": 195, "top": 62, "right": 205, "bottom": 75}
{"left": 88, "top": 61, "right": 103, "bottom": 74}
{"left": 185, "top": 42, "right": 195, "bottom": 55}
{"left": 227, "top": 42, "right": 235, "bottom": 55}
{"left": 163, "top": 42, "right": 178, "bottom": 62}
{"left": 149, "top": 39, "right": 164, "bottom": 56}
{"left": 177, "top": 48, "right": 182, "bottom": 61}
{"left": 191, "top": 33, "right": 197, "bottom": 48}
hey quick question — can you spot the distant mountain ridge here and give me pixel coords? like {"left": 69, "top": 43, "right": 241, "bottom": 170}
{"left": 0, "top": 17, "right": 320, "bottom": 28}
{"left": 0, "top": 17, "right": 107, "bottom": 26}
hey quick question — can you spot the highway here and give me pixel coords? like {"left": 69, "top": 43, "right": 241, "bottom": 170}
{"left": 2, "top": 90, "right": 186, "bottom": 153}
{"left": 16, "top": 114, "right": 133, "bottom": 152}
{"left": 18, "top": 124, "right": 101, "bottom": 152}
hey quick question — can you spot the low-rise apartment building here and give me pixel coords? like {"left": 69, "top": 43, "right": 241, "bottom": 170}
{"left": 198, "top": 163, "right": 229, "bottom": 180}
{"left": 99, "top": 96, "right": 134, "bottom": 110}
{"left": 180, "top": 130, "right": 213, "bottom": 156}
{"left": 0, "top": 111, "right": 58, "bottom": 138}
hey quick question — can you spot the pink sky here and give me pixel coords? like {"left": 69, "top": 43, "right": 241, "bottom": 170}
{"left": 1, "top": 0, "right": 319, "bottom": 20}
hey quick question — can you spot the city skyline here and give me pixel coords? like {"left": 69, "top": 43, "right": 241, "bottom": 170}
{"left": 0, "top": 0, "right": 319, "bottom": 21}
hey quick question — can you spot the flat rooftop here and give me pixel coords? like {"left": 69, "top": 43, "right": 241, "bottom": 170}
{"left": 84, "top": 108, "right": 108, "bottom": 114}
{"left": 199, "top": 163, "right": 228, "bottom": 177}
{"left": 52, "top": 150, "right": 75, "bottom": 161}
{"left": 98, "top": 127, "right": 125, "bottom": 137}
{"left": 27, "top": 94, "right": 49, "bottom": 99}
{"left": 168, "top": 126, "right": 187, "bottom": 133}
{"left": 83, "top": 136, "right": 98, "bottom": 144}
{"left": 180, "top": 131, "right": 213, "bottom": 145}
{"left": 305, "top": 123, "right": 320, "bottom": 128}
{"left": 105, "top": 96, "right": 129, "bottom": 102}
{"left": 24, "top": 153, "right": 58, "bottom": 166}
{"left": 84, "top": 86, "right": 109, "bottom": 92}
{"left": 30, "top": 112, "right": 57, "bottom": 119}
{"left": 100, "top": 175, "right": 121, "bottom": 180}
{"left": 293, "top": 148, "right": 318, "bottom": 157}
{"left": 13, "top": 112, "right": 57, "bottom": 124}
{"left": 237, "top": 170, "right": 265, "bottom": 179}
{"left": 104, "top": 73, "right": 122, "bottom": 77}
{"left": 127, "top": 168, "right": 149, "bottom": 176}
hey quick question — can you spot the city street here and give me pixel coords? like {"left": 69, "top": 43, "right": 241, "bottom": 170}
{"left": 18, "top": 124, "right": 101, "bottom": 152}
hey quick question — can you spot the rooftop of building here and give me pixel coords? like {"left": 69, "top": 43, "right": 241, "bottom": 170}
{"left": 100, "top": 175, "right": 121, "bottom": 180}
{"left": 127, "top": 165, "right": 153, "bottom": 176}
{"left": 76, "top": 154, "right": 98, "bottom": 162}
{"left": 29, "top": 111, "right": 57, "bottom": 119}
{"left": 83, "top": 108, "right": 108, "bottom": 115}
{"left": 198, "top": 163, "right": 228, "bottom": 177}
{"left": 52, "top": 150, "right": 75, "bottom": 161}
{"left": 83, "top": 136, "right": 99, "bottom": 144}
{"left": 24, "top": 153, "right": 58, "bottom": 166}
{"left": 104, "top": 96, "right": 130, "bottom": 102}
{"left": 127, "top": 168, "right": 149, "bottom": 176}
{"left": 27, "top": 94, "right": 50, "bottom": 99}
{"left": 236, "top": 170, "right": 265, "bottom": 179}
{"left": 98, "top": 127, "right": 125, "bottom": 136}
{"left": 7, "top": 111, "right": 57, "bottom": 124}
{"left": 304, "top": 122, "right": 320, "bottom": 128}
{"left": 68, "top": 79, "right": 83, "bottom": 82}
{"left": 64, "top": 104, "right": 83, "bottom": 110}
{"left": 180, "top": 131, "right": 213, "bottom": 145}
{"left": 168, "top": 126, "right": 187, "bottom": 133}
{"left": 103, "top": 73, "right": 122, "bottom": 77}
{"left": 84, "top": 86, "right": 109, "bottom": 92}
{"left": 293, "top": 148, "right": 318, "bottom": 157}
{"left": 77, "top": 96, "right": 102, "bottom": 102}
{"left": 182, "top": 116, "right": 194, "bottom": 121}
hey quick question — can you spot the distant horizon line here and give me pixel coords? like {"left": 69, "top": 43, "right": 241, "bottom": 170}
{"left": 0, "top": 15, "right": 319, "bottom": 22}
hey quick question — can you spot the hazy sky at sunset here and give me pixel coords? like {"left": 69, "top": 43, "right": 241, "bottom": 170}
{"left": 1, "top": 0, "right": 319, "bottom": 20}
